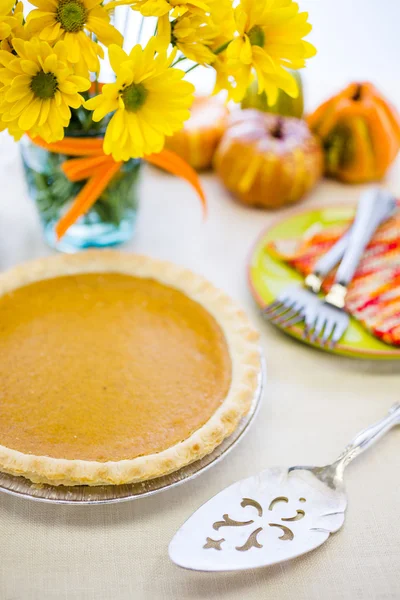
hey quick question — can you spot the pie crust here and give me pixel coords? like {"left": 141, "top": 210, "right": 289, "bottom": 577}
{"left": 0, "top": 251, "right": 261, "bottom": 486}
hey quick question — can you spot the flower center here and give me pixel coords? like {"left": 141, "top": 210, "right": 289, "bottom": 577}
{"left": 248, "top": 25, "right": 265, "bottom": 48}
{"left": 121, "top": 83, "right": 148, "bottom": 112}
{"left": 56, "top": 0, "right": 87, "bottom": 33}
{"left": 30, "top": 71, "right": 58, "bottom": 100}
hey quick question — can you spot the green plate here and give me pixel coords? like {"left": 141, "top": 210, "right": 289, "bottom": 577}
{"left": 248, "top": 204, "right": 400, "bottom": 360}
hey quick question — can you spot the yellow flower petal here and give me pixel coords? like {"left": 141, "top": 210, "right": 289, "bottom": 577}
{"left": 11, "top": 38, "right": 26, "bottom": 57}
{"left": 87, "top": 15, "right": 123, "bottom": 46}
{"left": 63, "top": 32, "right": 80, "bottom": 63}
{"left": 302, "top": 40, "right": 317, "bottom": 58}
{"left": 54, "top": 90, "right": 62, "bottom": 106}
{"left": 5, "top": 84, "right": 29, "bottom": 102}
{"left": 240, "top": 35, "right": 253, "bottom": 64}
{"left": 156, "top": 14, "right": 171, "bottom": 50}
{"left": 30, "top": 0, "right": 58, "bottom": 10}
{"left": 0, "top": 23, "right": 11, "bottom": 40}
{"left": 47, "top": 102, "right": 64, "bottom": 139}
{"left": 69, "top": 75, "right": 91, "bottom": 91}
{"left": 108, "top": 44, "right": 129, "bottom": 73}
{"left": 10, "top": 91, "right": 34, "bottom": 116}
{"left": 58, "top": 80, "right": 78, "bottom": 94}
{"left": 58, "top": 100, "right": 71, "bottom": 121}
{"left": 20, "top": 60, "right": 39, "bottom": 76}
{"left": 18, "top": 97, "right": 41, "bottom": 130}
{"left": 85, "top": 0, "right": 103, "bottom": 9}
{"left": 38, "top": 100, "right": 51, "bottom": 126}
{"left": 40, "top": 21, "right": 61, "bottom": 40}
{"left": 12, "top": 74, "right": 31, "bottom": 86}
{"left": 43, "top": 53, "right": 57, "bottom": 73}
{"left": 110, "top": 108, "right": 125, "bottom": 142}
{"left": 3, "top": 0, "right": 17, "bottom": 13}
{"left": 234, "top": 5, "right": 248, "bottom": 35}
{"left": 62, "top": 92, "right": 83, "bottom": 109}
{"left": 84, "top": 95, "right": 102, "bottom": 111}
{"left": 130, "top": 0, "right": 171, "bottom": 17}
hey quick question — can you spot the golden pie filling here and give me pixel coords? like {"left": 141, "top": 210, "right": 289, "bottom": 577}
{"left": 0, "top": 273, "right": 232, "bottom": 462}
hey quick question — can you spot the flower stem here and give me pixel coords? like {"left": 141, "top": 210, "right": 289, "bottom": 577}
{"left": 185, "top": 63, "right": 200, "bottom": 74}
{"left": 171, "top": 55, "right": 188, "bottom": 67}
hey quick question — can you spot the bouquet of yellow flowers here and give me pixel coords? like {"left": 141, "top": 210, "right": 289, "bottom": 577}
{"left": 0, "top": 0, "right": 315, "bottom": 245}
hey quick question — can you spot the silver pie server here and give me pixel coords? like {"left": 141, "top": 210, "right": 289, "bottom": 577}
{"left": 169, "top": 403, "right": 400, "bottom": 572}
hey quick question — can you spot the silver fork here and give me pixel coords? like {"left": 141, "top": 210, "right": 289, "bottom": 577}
{"left": 263, "top": 237, "right": 349, "bottom": 329}
{"left": 263, "top": 188, "right": 396, "bottom": 331}
{"left": 305, "top": 189, "right": 397, "bottom": 347}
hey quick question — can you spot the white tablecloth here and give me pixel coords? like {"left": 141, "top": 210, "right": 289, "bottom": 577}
{"left": 0, "top": 130, "right": 399, "bottom": 599}
{"left": 1, "top": 2, "right": 400, "bottom": 597}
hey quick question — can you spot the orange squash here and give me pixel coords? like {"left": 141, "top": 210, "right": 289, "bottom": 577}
{"left": 214, "top": 110, "right": 323, "bottom": 209}
{"left": 308, "top": 82, "right": 400, "bottom": 183}
{"left": 165, "top": 95, "right": 229, "bottom": 171}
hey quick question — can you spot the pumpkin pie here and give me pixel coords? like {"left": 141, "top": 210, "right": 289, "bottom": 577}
{"left": 0, "top": 252, "right": 260, "bottom": 486}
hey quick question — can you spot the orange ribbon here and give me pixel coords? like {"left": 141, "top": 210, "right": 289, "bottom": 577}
{"left": 30, "top": 136, "right": 207, "bottom": 240}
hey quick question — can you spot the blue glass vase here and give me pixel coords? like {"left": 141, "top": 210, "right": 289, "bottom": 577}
{"left": 20, "top": 135, "right": 141, "bottom": 253}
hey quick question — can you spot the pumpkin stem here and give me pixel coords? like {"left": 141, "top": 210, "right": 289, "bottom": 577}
{"left": 271, "top": 118, "right": 284, "bottom": 139}
{"left": 352, "top": 84, "right": 363, "bottom": 101}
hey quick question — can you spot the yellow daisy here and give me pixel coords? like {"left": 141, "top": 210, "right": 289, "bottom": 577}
{"left": 0, "top": 1, "right": 26, "bottom": 52}
{"left": 158, "top": 13, "right": 216, "bottom": 65}
{"left": 0, "top": 38, "right": 90, "bottom": 141}
{"left": 85, "top": 38, "right": 194, "bottom": 161}
{"left": 226, "top": 0, "right": 316, "bottom": 104}
{"left": 106, "top": 0, "right": 209, "bottom": 19}
{"left": 213, "top": 53, "right": 250, "bottom": 103}
{"left": 206, "top": 0, "right": 240, "bottom": 99}
{"left": 208, "top": 0, "right": 236, "bottom": 52}
{"left": 26, "top": 0, "right": 122, "bottom": 75}
{"left": 0, "top": 0, "right": 18, "bottom": 40}
{"left": 156, "top": 0, "right": 236, "bottom": 67}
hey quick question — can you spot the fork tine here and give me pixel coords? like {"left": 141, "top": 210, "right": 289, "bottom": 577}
{"left": 268, "top": 302, "right": 294, "bottom": 320}
{"left": 304, "top": 323, "right": 315, "bottom": 342}
{"left": 270, "top": 300, "right": 297, "bottom": 322}
{"left": 302, "top": 322, "right": 312, "bottom": 340}
{"left": 275, "top": 309, "right": 301, "bottom": 327}
{"left": 321, "top": 319, "right": 335, "bottom": 346}
{"left": 281, "top": 312, "right": 305, "bottom": 328}
{"left": 329, "top": 321, "right": 347, "bottom": 348}
{"left": 263, "top": 300, "right": 284, "bottom": 316}
{"left": 263, "top": 302, "right": 285, "bottom": 321}
{"left": 275, "top": 301, "right": 305, "bottom": 327}
{"left": 327, "top": 323, "right": 338, "bottom": 349}
{"left": 316, "top": 321, "right": 329, "bottom": 346}
{"left": 310, "top": 314, "right": 326, "bottom": 343}
{"left": 303, "top": 312, "right": 317, "bottom": 340}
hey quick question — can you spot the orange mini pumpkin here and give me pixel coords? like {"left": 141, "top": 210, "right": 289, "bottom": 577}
{"left": 165, "top": 95, "right": 229, "bottom": 171}
{"left": 308, "top": 82, "right": 400, "bottom": 183}
{"left": 214, "top": 110, "right": 323, "bottom": 209}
